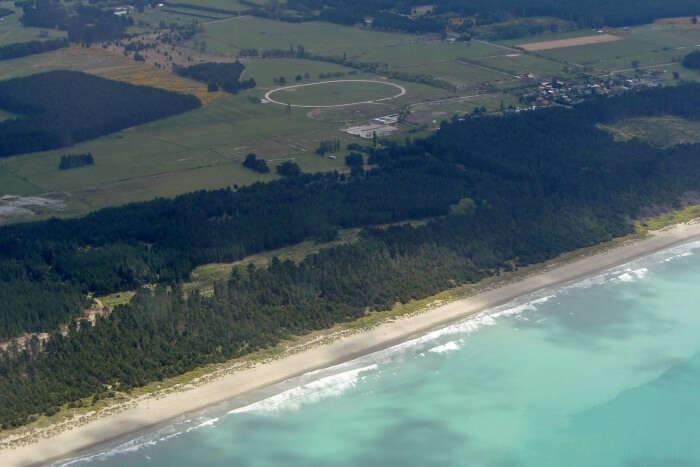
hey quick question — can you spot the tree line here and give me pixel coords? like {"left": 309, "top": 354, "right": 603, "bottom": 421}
{"left": 260, "top": 0, "right": 700, "bottom": 31}
{"left": 0, "top": 38, "right": 68, "bottom": 61}
{"left": 59, "top": 153, "right": 94, "bottom": 170}
{"left": 173, "top": 62, "right": 256, "bottom": 94}
{"left": 1, "top": 83, "right": 700, "bottom": 428}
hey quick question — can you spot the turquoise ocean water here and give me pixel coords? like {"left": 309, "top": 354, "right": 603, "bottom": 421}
{"left": 58, "top": 240, "right": 700, "bottom": 467}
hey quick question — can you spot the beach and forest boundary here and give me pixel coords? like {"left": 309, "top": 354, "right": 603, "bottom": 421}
{"left": 3, "top": 218, "right": 700, "bottom": 466}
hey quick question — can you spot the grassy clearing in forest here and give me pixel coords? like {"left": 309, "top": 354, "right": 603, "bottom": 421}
{"left": 0, "top": 108, "right": 17, "bottom": 120}
{"left": 599, "top": 116, "right": 700, "bottom": 148}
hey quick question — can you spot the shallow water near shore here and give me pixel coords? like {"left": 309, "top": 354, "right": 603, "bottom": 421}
{"left": 59, "top": 240, "right": 700, "bottom": 467}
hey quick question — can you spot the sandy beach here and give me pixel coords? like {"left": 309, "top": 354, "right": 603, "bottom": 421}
{"left": 4, "top": 220, "right": 700, "bottom": 467}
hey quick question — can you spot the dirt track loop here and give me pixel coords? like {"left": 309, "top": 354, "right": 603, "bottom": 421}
{"left": 264, "top": 79, "right": 407, "bottom": 108}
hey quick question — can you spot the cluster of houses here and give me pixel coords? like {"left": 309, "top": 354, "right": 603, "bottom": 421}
{"left": 515, "top": 72, "right": 664, "bottom": 110}
{"left": 114, "top": 3, "right": 164, "bottom": 16}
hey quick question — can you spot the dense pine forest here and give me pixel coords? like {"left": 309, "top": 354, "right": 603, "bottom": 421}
{"left": 683, "top": 51, "right": 700, "bottom": 71}
{"left": 281, "top": 0, "right": 699, "bottom": 32}
{"left": 1, "top": 83, "right": 700, "bottom": 428}
{"left": 173, "top": 62, "right": 256, "bottom": 94}
{"left": 0, "top": 70, "right": 201, "bottom": 157}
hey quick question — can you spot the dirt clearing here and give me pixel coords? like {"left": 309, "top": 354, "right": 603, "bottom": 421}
{"left": 519, "top": 34, "right": 621, "bottom": 51}
{"left": 0, "top": 194, "right": 66, "bottom": 224}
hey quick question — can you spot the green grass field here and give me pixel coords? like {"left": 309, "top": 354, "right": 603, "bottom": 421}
{"left": 199, "top": 17, "right": 417, "bottom": 58}
{"left": 242, "top": 58, "right": 358, "bottom": 86}
{"left": 658, "top": 63, "right": 700, "bottom": 83}
{"left": 468, "top": 53, "right": 570, "bottom": 77}
{"left": 397, "top": 61, "right": 517, "bottom": 90}
{"left": 0, "top": 90, "right": 353, "bottom": 217}
{"left": 534, "top": 25, "right": 700, "bottom": 71}
{"left": 354, "top": 40, "right": 504, "bottom": 66}
{"left": 269, "top": 80, "right": 402, "bottom": 106}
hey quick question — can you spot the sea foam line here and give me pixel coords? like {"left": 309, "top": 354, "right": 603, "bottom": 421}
{"left": 229, "top": 364, "right": 378, "bottom": 414}
{"left": 53, "top": 413, "right": 221, "bottom": 466}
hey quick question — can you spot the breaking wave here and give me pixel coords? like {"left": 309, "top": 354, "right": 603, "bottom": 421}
{"left": 229, "top": 364, "right": 378, "bottom": 414}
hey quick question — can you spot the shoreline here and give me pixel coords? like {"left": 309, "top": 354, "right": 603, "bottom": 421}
{"left": 4, "top": 221, "right": 700, "bottom": 466}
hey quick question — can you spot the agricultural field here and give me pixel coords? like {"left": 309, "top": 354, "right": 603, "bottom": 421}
{"left": 528, "top": 24, "right": 700, "bottom": 71}
{"left": 196, "top": 17, "right": 566, "bottom": 91}
{"left": 2, "top": 4, "right": 699, "bottom": 222}
{"left": 518, "top": 34, "right": 621, "bottom": 51}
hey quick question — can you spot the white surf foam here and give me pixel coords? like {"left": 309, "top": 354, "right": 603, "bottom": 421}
{"left": 186, "top": 417, "right": 218, "bottom": 432}
{"left": 571, "top": 240, "right": 700, "bottom": 290}
{"left": 428, "top": 340, "right": 461, "bottom": 354}
{"left": 229, "top": 364, "right": 378, "bottom": 414}
{"left": 54, "top": 414, "right": 221, "bottom": 465}
{"left": 616, "top": 267, "right": 648, "bottom": 282}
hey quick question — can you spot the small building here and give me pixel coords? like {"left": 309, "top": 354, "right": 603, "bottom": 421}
{"left": 343, "top": 123, "right": 397, "bottom": 139}
{"left": 114, "top": 6, "right": 133, "bottom": 15}
{"left": 374, "top": 114, "right": 399, "bottom": 125}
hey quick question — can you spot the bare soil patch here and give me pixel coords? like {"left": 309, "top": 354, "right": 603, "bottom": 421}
{"left": 519, "top": 34, "right": 621, "bottom": 51}
{"left": 0, "top": 194, "right": 66, "bottom": 224}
